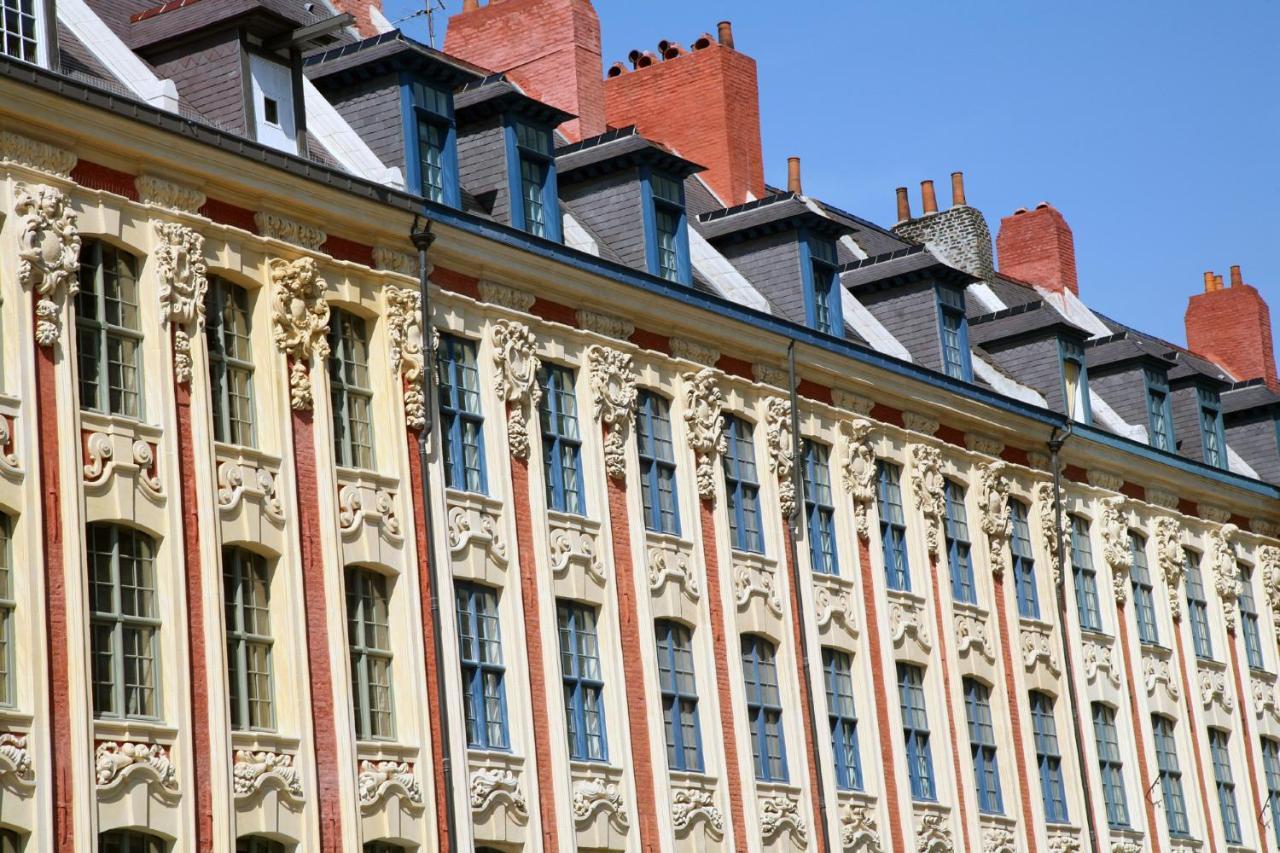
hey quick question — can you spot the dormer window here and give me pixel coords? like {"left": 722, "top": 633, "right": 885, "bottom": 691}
{"left": 1, "top": 0, "right": 40, "bottom": 64}
{"left": 936, "top": 285, "right": 972, "bottom": 381}
{"left": 1144, "top": 368, "right": 1175, "bottom": 451}
{"left": 249, "top": 54, "right": 298, "bottom": 154}
{"left": 508, "top": 119, "right": 559, "bottom": 240}
{"left": 1060, "top": 339, "right": 1092, "bottom": 424}
{"left": 1197, "top": 387, "right": 1227, "bottom": 468}
{"left": 803, "top": 236, "right": 840, "bottom": 336}
{"left": 411, "top": 81, "right": 458, "bottom": 206}
{"left": 645, "top": 172, "right": 690, "bottom": 284}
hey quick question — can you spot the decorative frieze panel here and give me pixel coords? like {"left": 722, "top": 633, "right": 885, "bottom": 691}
{"left": 670, "top": 337, "right": 719, "bottom": 367}
{"left": 82, "top": 422, "right": 165, "bottom": 502}
{"left": 373, "top": 246, "right": 416, "bottom": 278}
{"left": 908, "top": 444, "right": 945, "bottom": 555}
{"left": 386, "top": 286, "right": 425, "bottom": 429}
{"left": 469, "top": 767, "right": 529, "bottom": 822}
{"left": 682, "top": 368, "right": 725, "bottom": 501}
{"left": 1142, "top": 647, "right": 1180, "bottom": 703}
{"left": 841, "top": 419, "right": 877, "bottom": 537}
{"left": 255, "top": 211, "right": 325, "bottom": 250}
{"left": 270, "top": 256, "right": 330, "bottom": 410}
{"left": 1206, "top": 523, "right": 1240, "bottom": 631}
{"left": 1153, "top": 517, "right": 1185, "bottom": 620}
{"left": 954, "top": 605, "right": 995, "bottom": 665}
{"left": 814, "top": 574, "right": 859, "bottom": 636}
{"left": 764, "top": 397, "right": 796, "bottom": 518}
{"left": 549, "top": 514, "right": 606, "bottom": 587}
{"left": 1110, "top": 841, "right": 1143, "bottom": 853}
{"left": 232, "top": 749, "right": 303, "bottom": 803}
{"left": 647, "top": 536, "right": 700, "bottom": 602}
{"left": 586, "top": 345, "right": 638, "bottom": 481}
{"left": 734, "top": 554, "right": 784, "bottom": 618}
{"left": 914, "top": 809, "right": 954, "bottom": 853}
{"left": 0, "top": 733, "right": 33, "bottom": 787}
{"left": 154, "top": 220, "right": 207, "bottom": 385}
{"left": 759, "top": 792, "right": 808, "bottom": 848}
{"left": 95, "top": 740, "right": 179, "bottom": 796}
{"left": 1082, "top": 635, "right": 1122, "bottom": 689}
{"left": 978, "top": 462, "right": 1012, "bottom": 569}
{"left": 839, "top": 800, "right": 881, "bottom": 852}
{"left": 671, "top": 786, "right": 724, "bottom": 840}
{"left": 1198, "top": 661, "right": 1234, "bottom": 714}
{"left": 491, "top": 319, "right": 541, "bottom": 459}
{"left": 446, "top": 494, "right": 508, "bottom": 573}
{"left": 135, "top": 175, "right": 205, "bottom": 213}
{"left": 901, "top": 411, "right": 938, "bottom": 436}
{"left": 336, "top": 471, "right": 402, "bottom": 542}
{"left": 572, "top": 773, "right": 630, "bottom": 834}
{"left": 215, "top": 448, "right": 285, "bottom": 523}
{"left": 0, "top": 131, "right": 77, "bottom": 177}
{"left": 357, "top": 760, "right": 424, "bottom": 814}
{"left": 1020, "top": 620, "right": 1060, "bottom": 678}
{"left": 479, "top": 281, "right": 535, "bottom": 313}
{"left": 577, "top": 309, "right": 634, "bottom": 340}
{"left": 888, "top": 592, "right": 932, "bottom": 655}
{"left": 16, "top": 182, "right": 81, "bottom": 346}
{"left": 1251, "top": 672, "right": 1280, "bottom": 726}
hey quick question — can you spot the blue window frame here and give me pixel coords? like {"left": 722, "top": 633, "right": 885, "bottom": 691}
{"left": 742, "top": 635, "right": 787, "bottom": 782}
{"left": 454, "top": 582, "right": 508, "bottom": 750}
{"left": 1130, "top": 534, "right": 1159, "bottom": 645}
{"left": 1010, "top": 500, "right": 1039, "bottom": 619}
{"left": 537, "top": 365, "right": 585, "bottom": 515}
{"left": 943, "top": 480, "right": 976, "bottom": 604}
{"left": 803, "top": 441, "right": 838, "bottom": 575}
{"left": 1058, "top": 338, "right": 1093, "bottom": 424}
{"left": 437, "top": 334, "right": 486, "bottom": 494}
{"left": 1070, "top": 516, "right": 1102, "bottom": 631}
{"left": 723, "top": 415, "right": 764, "bottom": 554}
{"left": 823, "top": 648, "right": 863, "bottom": 791}
{"left": 877, "top": 461, "right": 911, "bottom": 591}
{"left": 1030, "top": 691, "right": 1069, "bottom": 824}
{"left": 1144, "top": 368, "right": 1175, "bottom": 452}
{"left": 963, "top": 678, "right": 1003, "bottom": 814}
{"left": 1092, "top": 703, "right": 1130, "bottom": 828}
{"left": 643, "top": 172, "right": 691, "bottom": 285}
{"left": 1197, "top": 387, "right": 1227, "bottom": 469}
{"left": 506, "top": 118, "right": 560, "bottom": 241}
{"left": 405, "top": 79, "right": 458, "bottom": 207}
{"left": 1152, "top": 714, "right": 1190, "bottom": 837}
{"left": 937, "top": 285, "right": 973, "bottom": 381}
{"left": 1263, "top": 738, "right": 1280, "bottom": 848}
{"left": 636, "top": 391, "right": 680, "bottom": 535}
{"left": 802, "top": 236, "right": 840, "bottom": 337}
{"left": 1185, "top": 550, "right": 1213, "bottom": 659}
{"left": 1239, "top": 563, "right": 1266, "bottom": 670}
{"left": 557, "top": 600, "right": 606, "bottom": 762}
{"left": 655, "top": 620, "right": 702, "bottom": 772}
{"left": 1209, "top": 728, "right": 1242, "bottom": 844}
{"left": 898, "top": 663, "right": 935, "bottom": 801}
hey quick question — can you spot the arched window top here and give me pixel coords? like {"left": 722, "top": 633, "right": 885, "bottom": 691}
{"left": 99, "top": 829, "right": 168, "bottom": 853}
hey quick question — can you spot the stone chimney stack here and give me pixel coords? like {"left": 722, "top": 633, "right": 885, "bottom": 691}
{"left": 891, "top": 172, "right": 995, "bottom": 281}
{"left": 329, "top": 0, "right": 384, "bottom": 37}
{"left": 1186, "top": 265, "right": 1277, "bottom": 388}
{"left": 995, "top": 202, "right": 1079, "bottom": 296}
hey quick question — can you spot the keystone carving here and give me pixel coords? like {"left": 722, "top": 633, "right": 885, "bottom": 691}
{"left": 1099, "top": 496, "right": 1132, "bottom": 602}
{"left": 232, "top": 749, "right": 303, "bottom": 802}
{"left": 586, "top": 345, "right": 638, "bottom": 481}
{"left": 16, "top": 183, "right": 81, "bottom": 346}
{"left": 759, "top": 795, "right": 808, "bottom": 847}
{"left": 135, "top": 175, "right": 205, "bottom": 213}
{"left": 1143, "top": 654, "right": 1180, "bottom": 702}
{"left": 154, "top": 221, "right": 208, "bottom": 384}
{"left": 735, "top": 560, "right": 784, "bottom": 617}
{"left": 572, "top": 776, "right": 630, "bottom": 833}
{"left": 909, "top": 444, "right": 946, "bottom": 555}
{"left": 1198, "top": 665, "right": 1234, "bottom": 713}
{"left": 0, "top": 733, "right": 33, "bottom": 786}
{"left": 889, "top": 597, "right": 932, "bottom": 653}
{"left": 764, "top": 397, "right": 796, "bottom": 518}
{"left": 1082, "top": 638, "right": 1122, "bottom": 688}
{"left": 386, "top": 287, "right": 426, "bottom": 429}
{"left": 916, "top": 812, "right": 953, "bottom": 853}
{"left": 255, "top": 211, "right": 325, "bottom": 250}
{"left": 955, "top": 610, "right": 995, "bottom": 664}
{"left": 269, "top": 257, "right": 330, "bottom": 410}
{"left": 549, "top": 521, "right": 606, "bottom": 585}
{"left": 978, "top": 462, "right": 1012, "bottom": 571}
{"left": 814, "top": 580, "right": 859, "bottom": 634}
{"left": 1021, "top": 622, "right": 1061, "bottom": 678}
{"left": 447, "top": 503, "right": 508, "bottom": 566}
{"left": 682, "top": 368, "right": 726, "bottom": 500}
{"left": 671, "top": 788, "right": 724, "bottom": 839}
{"left": 840, "top": 803, "right": 882, "bottom": 851}
{"left": 469, "top": 768, "right": 528, "bottom": 820}
{"left": 357, "top": 760, "right": 423, "bottom": 811}
{"left": 841, "top": 418, "right": 878, "bottom": 537}
{"left": 1153, "top": 517, "right": 1185, "bottom": 621}
{"left": 95, "top": 741, "right": 179, "bottom": 794}
{"left": 1207, "top": 523, "right": 1240, "bottom": 632}
{"left": 0, "top": 131, "right": 76, "bottom": 176}
{"left": 648, "top": 544, "right": 700, "bottom": 602}
{"left": 491, "top": 320, "right": 541, "bottom": 459}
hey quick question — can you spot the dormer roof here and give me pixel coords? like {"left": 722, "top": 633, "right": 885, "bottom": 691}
{"left": 454, "top": 75, "right": 573, "bottom": 126}
{"left": 555, "top": 126, "right": 703, "bottom": 185}
{"left": 304, "top": 30, "right": 483, "bottom": 88}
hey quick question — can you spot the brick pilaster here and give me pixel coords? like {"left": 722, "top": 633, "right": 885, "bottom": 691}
{"left": 927, "top": 554, "right": 972, "bottom": 853}
{"left": 1173, "top": 629, "right": 1217, "bottom": 853}
{"left": 1115, "top": 605, "right": 1163, "bottom": 853}
{"left": 989, "top": 568, "right": 1038, "bottom": 853}
{"left": 1226, "top": 630, "right": 1262, "bottom": 852}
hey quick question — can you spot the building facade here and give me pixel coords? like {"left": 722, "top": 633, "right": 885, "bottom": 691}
{"left": 0, "top": 0, "right": 1278, "bottom": 852}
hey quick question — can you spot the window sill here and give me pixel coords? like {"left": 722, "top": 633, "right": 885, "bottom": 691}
{"left": 93, "top": 718, "right": 178, "bottom": 743}
{"left": 356, "top": 740, "right": 419, "bottom": 762}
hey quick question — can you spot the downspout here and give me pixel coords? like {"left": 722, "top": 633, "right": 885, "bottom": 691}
{"left": 786, "top": 340, "right": 834, "bottom": 853}
{"left": 410, "top": 217, "right": 460, "bottom": 852}
{"left": 1049, "top": 422, "right": 1100, "bottom": 853}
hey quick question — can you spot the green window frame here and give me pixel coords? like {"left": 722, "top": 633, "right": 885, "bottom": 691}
{"left": 328, "top": 308, "right": 375, "bottom": 470}
{"left": 0, "top": 0, "right": 39, "bottom": 64}
{"left": 206, "top": 277, "right": 256, "bottom": 447}
{"left": 346, "top": 567, "right": 395, "bottom": 740}
{"left": 1010, "top": 499, "right": 1039, "bottom": 619}
{"left": 1239, "top": 562, "right": 1266, "bottom": 670}
{"left": 1152, "top": 714, "right": 1190, "bottom": 836}
{"left": 77, "top": 240, "right": 143, "bottom": 419}
{"left": 237, "top": 837, "right": 286, "bottom": 853}
{"left": 1144, "top": 368, "right": 1174, "bottom": 451}
{"left": 0, "top": 515, "right": 12, "bottom": 707}
{"left": 88, "top": 524, "right": 160, "bottom": 720}
{"left": 1185, "top": 550, "right": 1213, "bottom": 659}
{"left": 1092, "top": 703, "right": 1130, "bottom": 828}
{"left": 1130, "top": 533, "right": 1159, "bottom": 645}
{"left": 1197, "top": 387, "right": 1227, "bottom": 469}
{"left": 1209, "top": 728, "right": 1242, "bottom": 844}
{"left": 802, "top": 440, "right": 838, "bottom": 575}
{"left": 944, "top": 479, "right": 975, "bottom": 604}
{"left": 1070, "top": 516, "right": 1102, "bottom": 631}
{"left": 99, "top": 831, "right": 166, "bottom": 853}
{"left": 223, "top": 547, "right": 274, "bottom": 732}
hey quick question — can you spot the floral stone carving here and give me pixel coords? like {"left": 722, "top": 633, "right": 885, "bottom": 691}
{"left": 840, "top": 803, "right": 881, "bottom": 851}
{"left": 1153, "top": 517, "right": 1185, "bottom": 621}
{"left": 232, "top": 749, "right": 303, "bottom": 801}
{"left": 890, "top": 597, "right": 933, "bottom": 653}
{"left": 916, "top": 812, "right": 953, "bottom": 853}
{"left": 759, "top": 795, "right": 808, "bottom": 846}
{"left": 765, "top": 397, "right": 796, "bottom": 518}
{"left": 1261, "top": 545, "right": 1280, "bottom": 636}
{"left": 648, "top": 544, "right": 700, "bottom": 601}
{"left": 682, "top": 368, "right": 726, "bottom": 500}
{"left": 1206, "top": 523, "right": 1240, "bottom": 632}
{"left": 469, "top": 767, "right": 528, "bottom": 820}
{"left": 1098, "top": 496, "right": 1132, "bottom": 601}
{"left": 154, "top": 221, "right": 208, "bottom": 384}
{"left": 0, "top": 733, "right": 33, "bottom": 785}
{"left": 16, "top": 183, "right": 81, "bottom": 346}
{"left": 842, "top": 419, "right": 878, "bottom": 537}
{"left": 909, "top": 444, "right": 946, "bottom": 555}
{"left": 982, "top": 826, "right": 1017, "bottom": 853}
{"left": 671, "top": 788, "right": 723, "bottom": 838}
{"left": 1034, "top": 482, "right": 1068, "bottom": 583}
{"left": 269, "top": 257, "right": 330, "bottom": 410}
{"left": 587, "top": 345, "right": 638, "bottom": 480}
{"left": 491, "top": 320, "right": 541, "bottom": 459}
{"left": 358, "top": 760, "right": 423, "bottom": 810}
{"left": 572, "top": 776, "right": 630, "bottom": 832}
{"left": 95, "top": 741, "right": 179, "bottom": 793}
{"left": 1082, "top": 639, "right": 1122, "bottom": 688}
{"left": 386, "top": 286, "right": 426, "bottom": 429}
{"left": 978, "top": 462, "right": 1012, "bottom": 571}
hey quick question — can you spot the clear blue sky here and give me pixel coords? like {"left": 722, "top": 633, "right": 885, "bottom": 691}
{"left": 386, "top": 1, "right": 1280, "bottom": 354}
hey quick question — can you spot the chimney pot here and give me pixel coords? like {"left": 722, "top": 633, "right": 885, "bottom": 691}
{"left": 462, "top": 0, "right": 478, "bottom": 10}
{"left": 717, "top": 20, "right": 734, "bottom": 48}
{"left": 1215, "top": 274, "right": 1225, "bottom": 291}
{"left": 636, "top": 51, "right": 657, "bottom": 68}
{"left": 921, "top": 180, "right": 938, "bottom": 215}
{"left": 658, "top": 39, "right": 672, "bottom": 54}
{"left": 662, "top": 42, "right": 685, "bottom": 60}
{"left": 1230, "top": 265, "right": 1243, "bottom": 287}
{"left": 787, "top": 157, "right": 802, "bottom": 195}
{"left": 628, "top": 49, "right": 642, "bottom": 66}
{"left": 1204, "top": 271, "right": 1216, "bottom": 292}
{"left": 607, "top": 61, "right": 627, "bottom": 78}
{"left": 950, "top": 171, "right": 966, "bottom": 208}
{"left": 693, "top": 33, "right": 714, "bottom": 50}
{"left": 896, "top": 187, "right": 911, "bottom": 223}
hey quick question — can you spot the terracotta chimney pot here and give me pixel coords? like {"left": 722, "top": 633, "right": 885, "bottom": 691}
{"left": 1215, "top": 274, "right": 1225, "bottom": 291}
{"left": 1230, "top": 265, "right": 1243, "bottom": 287}
{"left": 787, "top": 157, "right": 802, "bottom": 195}
{"left": 951, "top": 171, "right": 966, "bottom": 208}
{"left": 921, "top": 180, "right": 938, "bottom": 215}
{"left": 462, "top": 0, "right": 479, "bottom": 10}
{"left": 1204, "top": 271, "right": 1216, "bottom": 292}
{"left": 896, "top": 187, "right": 911, "bottom": 223}
{"left": 717, "top": 20, "right": 734, "bottom": 48}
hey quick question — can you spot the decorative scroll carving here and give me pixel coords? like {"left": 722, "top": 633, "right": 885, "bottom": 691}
{"left": 0, "top": 734, "right": 33, "bottom": 785}
{"left": 1099, "top": 496, "right": 1132, "bottom": 602}
{"left": 978, "top": 462, "right": 1012, "bottom": 571}
{"left": 16, "top": 183, "right": 81, "bottom": 346}
{"left": 982, "top": 826, "right": 1017, "bottom": 853}
{"left": 1083, "top": 638, "right": 1122, "bottom": 688}
{"left": 1145, "top": 488, "right": 1178, "bottom": 510}
{"left": 491, "top": 320, "right": 541, "bottom": 459}
{"left": 357, "top": 760, "right": 423, "bottom": 810}
{"left": 469, "top": 768, "right": 528, "bottom": 819}
{"left": 902, "top": 411, "right": 939, "bottom": 436}
{"left": 1201, "top": 504, "right": 1232, "bottom": 524}
{"left": 735, "top": 559, "right": 784, "bottom": 617}
{"left": 670, "top": 337, "right": 719, "bottom": 367}
{"left": 269, "top": 257, "right": 330, "bottom": 410}
{"left": 95, "top": 741, "right": 179, "bottom": 793}
{"left": 1087, "top": 469, "right": 1123, "bottom": 491}
{"left": 1253, "top": 675, "right": 1280, "bottom": 725}
{"left": 1021, "top": 622, "right": 1061, "bottom": 677}
{"left": 955, "top": 609, "right": 995, "bottom": 664}
{"left": 232, "top": 749, "right": 303, "bottom": 802}
{"left": 1199, "top": 665, "right": 1234, "bottom": 713}
{"left": 447, "top": 503, "right": 508, "bottom": 566}
{"left": 889, "top": 596, "right": 932, "bottom": 653}
{"left": 764, "top": 397, "right": 796, "bottom": 517}
{"left": 154, "top": 221, "right": 207, "bottom": 384}
{"left": 385, "top": 287, "right": 426, "bottom": 429}
{"left": 1111, "top": 842, "right": 1143, "bottom": 853}
{"left": 572, "top": 776, "right": 630, "bottom": 832}
{"left": 1034, "top": 482, "right": 1068, "bottom": 583}
{"left": 549, "top": 521, "right": 605, "bottom": 585}
{"left": 587, "top": 346, "right": 638, "bottom": 481}
{"left": 338, "top": 484, "right": 363, "bottom": 533}
{"left": 840, "top": 803, "right": 881, "bottom": 852}
{"left": 683, "top": 369, "right": 726, "bottom": 500}
{"left": 0, "top": 131, "right": 76, "bottom": 176}
{"left": 1143, "top": 653, "right": 1180, "bottom": 702}
{"left": 841, "top": 419, "right": 877, "bottom": 537}
{"left": 814, "top": 579, "right": 858, "bottom": 634}
{"left": 909, "top": 444, "right": 945, "bottom": 555}
{"left": 1206, "top": 523, "right": 1240, "bottom": 632}
{"left": 84, "top": 432, "right": 114, "bottom": 483}
{"left": 0, "top": 415, "right": 19, "bottom": 476}
{"left": 135, "top": 175, "right": 205, "bottom": 212}
{"left": 647, "top": 542, "right": 700, "bottom": 601}
{"left": 759, "top": 795, "right": 808, "bottom": 847}
{"left": 671, "top": 788, "right": 723, "bottom": 839}
{"left": 373, "top": 246, "right": 416, "bottom": 277}
{"left": 1048, "top": 831, "right": 1082, "bottom": 853}
{"left": 255, "top": 211, "right": 325, "bottom": 250}
{"left": 577, "top": 309, "right": 634, "bottom": 340}
{"left": 1262, "top": 545, "right": 1280, "bottom": 637}
{"left": 216, "top": 457, "right": 284, "bottom": 520}
{"left": 1153, "top": 517, "right": 1185, "bottom": 621}
{"left": 916, "top": 812, "right": 953, "bottom": 853}
{"left": 132, "top": 440, "right": 163, "bottom": 498}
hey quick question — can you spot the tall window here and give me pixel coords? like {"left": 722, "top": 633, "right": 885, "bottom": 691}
{"left": 558, "top": 600, "right": 607, "bottom": 761}
{"left": 437, "top": 334, "right": 486, "bottom": 494}
{"left": 238, "top": 837, "right": 286, "bottom": 853}
{"left": 1130, "top": 533, "right": 1159, "bottom": 644}
{"left": 455, "top": 583, "right": 508, "bottom": 751}
{"left": 99, "top": 831, "right": 166, "bottom": 853}
{"left": 1092, "top": 703, "right": 1129, "bottom": 828}
{"left": 655, "top": 620, "right": 702, "bottom": 772}
{"left": 823, "top": 648, "right": 863, "bottom": 791}
{"left": 898, "top": 663, "right": 935, "bottom": 800}
{"left": 0, "top": 516, "right": 12, "bottom": 707}
{"left": 963, "top": 678, "right": 1003, "bottom": 814}
{"left": 1185, "top": 550, "right": 1213, "bottom": 659}
{"left": 77, "top": 240, "right": 143, "bottom": 418}
{"left": 412, "top": 81, "right": 455, "bottom": 205}
{"left": 1059, "top": 338, "right": 1091, "bottom": 424}
{"left": 224, "top": 547, "right": 273, "bottom": 731}
{"left": 877, "top": 461, "right": 911, "bottom": 591}
{"left": 1263, "top": 738, "right": 1280, "bottom": 849}
{"left": 0, "top": 0, "right": 38, "bottom": 64}
{"left": 944, "top": 479, "right": 975, "bottom": 604}
{"left": 207, "top": 277, "right": 256, "bottom": 446}
{"left": 1198, "top": 387, "right": 1227, "bottom": 469}
{"left": 538, "top": 365, "right": 585, "bottom": 515}
{"left": 1010, "top": 500, "right": 1039, "bottom": 619}
{"left": 1030, "top": 691, "right": 1068, "bottom": 824}
{"left": 1070, "top": 516, "right": 1102, "bottom": 631}
{"left": 1152, "top": 715, "right": 1190, "bottom": 837}
{"left": 512, "top": 119, "right": 556, "bottom": 239}
{"left": 364, "top": 843, "right": 408, "bottom": 853}
{"left": 648, "top": 173, "right": 688, "bottom": 283}
{"left": 937, "top": 285, "right": 972, "bottom": 381}
{"left": 803, "top": 441, "right": 838, "bottom": 575}
{"left": 346, "top": 567, "right": 394, "bottom": 740}
{"left": 723, "top": 415, "right": 764, "bottom": 554}
{"left": 742, "top": 634, "right": 786, "bottom": 782}
{"left": 636, "top": 391, "right": 679, "bottom": 534}
{"left": 807, "top": 238, "right": 839, "bottom": 336}
{"left": 0, "top": 829, "right": 16, "bottom": 853}
{"left": 1239, "top": 563, "right": 1266, "bottom": 670}
{"left": 1209, "top": 728, "right": 1242, "bottom": 844}
{"left": 1145, "top": 368, "right": 1174, "bottom": 452}
{"left": 88, "top": 524, "right": 159, "bottom": 720}
{"left": 329, "top": 308, "right": 375, "bottom": 470}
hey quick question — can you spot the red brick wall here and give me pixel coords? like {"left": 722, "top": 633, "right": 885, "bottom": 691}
{"left": 604, "top": 44, "right": 765, "bottom": 206}
{"left": 928, "top": 554, "right": 973, "bottom": 853}
{"left": 1226, "top": 631, "right": 1262, "bottom": 853}
{"left": 328, "top": 0, "right": 382, "bottom": 37}
{"left": 1185, "top": 282, "right": 1277, "bottom": 388}
{"left": 995, "top": 204, "right": 1078, "bottom": 296}
{"left": 69, "top": 160, "right": 138, "bottom": 201}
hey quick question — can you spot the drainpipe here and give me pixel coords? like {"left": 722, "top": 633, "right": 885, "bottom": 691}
{"left": 786, "top": 340, "right": 833, "bottom": 853}
{"left": 1048, "top": 422, "right": 1100, "bottom": 853}
{"left": 409, "top": 217, "right": 460, "bottom": 853}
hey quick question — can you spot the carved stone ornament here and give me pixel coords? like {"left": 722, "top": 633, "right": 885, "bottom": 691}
{"left": 978, "top": 462, "right": 1012, "bottom": 572}
{"left": 478, "top": 280, "right": 535, "bottom": 313}
{"left": 469, "top": 767, "right": 528, "bottom": 820}
{"left": 1048, "top": 831, "right": 1082, "bottom": 853}
{"left": 549, "top": 521, "right": 606, "bottom": 586}
{"left": 154, "top": 221, "right": 208, "bottom": 384}
{"left": 753, "top": 363, "right": 788, "bottom": 389}
{"left": 965, "top": 432, "right": 1004, "bottom": 457}
{"left": 1082, "top": 638, "right": 1122, "bottom": 688}
{"left": 759, "top": 795, "right": 808, "bottom": 847}
{"left": 232, "top": 749, "right": 304, "bottom": 802}
{"left": 648, "top": 544, "right": 700, "bottom": 601}
{"left": 1098, "top": 496, "right": 1132, "bottom": 602}
{"left": 764, "top": 397, "right": 796, "bottom": 518}
{"left": 840, "top": 803, "right": 882, "bottom": 852}
{"left": 1153, "top": 517, "right": 1185, "bottom": 621}
{"left": 735, "top": 560, "right": 784, "bottom": 617}
{"left": 841, "top": 419, "right": 878, "bottom": 538}
{"left": 491, "top": 319, "right": 541, "bottom": 459}
{"left": 95, "top": 741, "right": 179, "bottom": 794}
{"left": 255, "top": 211, "right": 325, "bottom": 250}
{"left": 682, "top": 368, "right": 726, "bottom": 500}
{"left": 16, "top": 183, "right": 81, "bottom": 346}
{"left": 1021, "top": 623, "right": 1061, "bottom": 678}
{"left": 916, "top": 811, "right": 953, "bottom": 853}
{"left": 832, "top": 389, "right": 874, "bottom": 416}
{"left": 814, "top": 579, "right": 859, "bottom": 634}
{"left": 671, "top": 788, "right": 724, "bottom": 839}
{"left": 1252, "top": 518, "right": 1279, "bottom": 539}
{"left": 1143, "top": 653, "right": 1180, "bottom": 702}
{"left": 447, "top": 503, "right": 508, "bottom": 566}
{"left": 1087, "top": 469, "right": 1124, "bottom": 491}
{"left": 890, "top": 597, "right": 933, "bottom": 653}
{"left": 0, "top": 733, "right": 33, "bottom": 786}
{"left": 135, "top": 175, "right": 205, "bottom": 213}
{"left": 373, "top": 246, "right": 416, "bottom": 278}
{"left": 1034, "top": 482, "right": 1068, "bottom": 583}
{"left": 0, "top": 131, "right": 76, "bottom": 176}
{"left": 357, "top": 760, "right": 424, "bottom": 811}
{"left": 1111, "top": 842, "right": 1143, "bottom": 853}
{"left": 670, "top": 336, "right": 719, "bottom": 367}
{"left": 587, "top": 345, "right": 638, "bottom": 481}
{"left": 902, "top": 411, "right": 939, "bottom": 436}
{"left": 577, "top": 309, "right": 634, "bottom": 340}
{"left": 908, "top": 444, "right": 946, "bottom": 555}
{"left": 1146, "top": 488, "right": 1179, "bottom": 510}
{"left": 269, "top": 257, "right": 330, "bottom": 410}
{"left": 955, "top": 610, "right": 995, "bottom": 664}
{"left": 1252, "top": 675, "right": 1280, "bottom": 725}
{"left": 385, "top": 287, "right": 426, "bottom": 429}
{"left": 1198, "top": 665, "right": 1234, "bottom": 713}
{"left": 572, "top": 776, "right": 630, "bottom": 833}
{"left": 982, "top": 826, "right": 1017, "bottom": 853}
{"left": 1206, "top": 523, "right": 1240, "bottom": 632}
{"left": 1261, "top": 545, "right": 1280, "bottom": 637}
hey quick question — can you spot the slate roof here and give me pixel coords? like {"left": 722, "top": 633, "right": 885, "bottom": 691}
{"left": 1223, "top": 380, "right": 1280, "bottom": 416}
{"left": 304, "top": 30, "right": 483, "bottom": 86}
{"left": 696, "top": 193, "right": 855, "bottom": 242}
{"left": 1085, "top": 331, "right": 1177, "bottom": 374}
{"left": 840, "top": 245, "right": 975, "bottom": 291}
{"left": 968, "top": 300, "right": 1090, "bottom": 348}
{"left": 454, "top": 76, "right": 574, "bottom": 125}
{"left": 556, "top": 126, "right": 703, "bottom": 184}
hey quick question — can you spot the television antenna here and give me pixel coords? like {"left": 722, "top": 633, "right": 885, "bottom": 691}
{"left": 393, "top": 0, "right": 448, "bottom": 47}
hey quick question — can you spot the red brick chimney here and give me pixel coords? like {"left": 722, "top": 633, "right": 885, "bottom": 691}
{"left": 444, "top": 0, "right": 605, "bottom": 142}
{"left": 604, "top": 21, "right": 765, "bottom": 206}
{"left": 329, "top": 0, "right": 383, "bottom": 38}
{"left": 995, "top": 202, "right": 1079, "bottom": 296}
{"left": 1186, "top": 265, "right": 1277, "bottom": 388}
